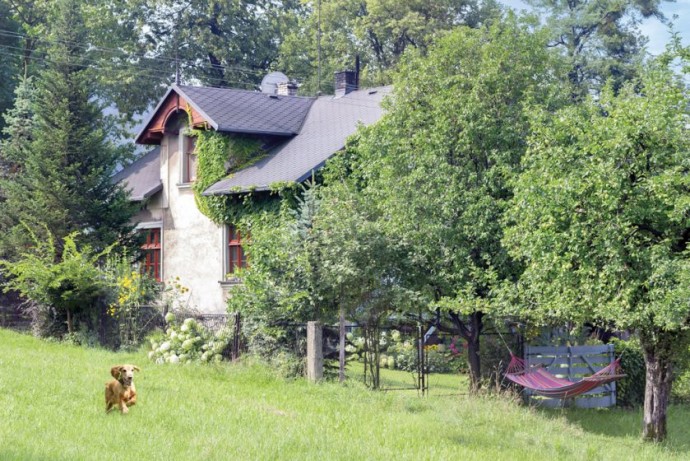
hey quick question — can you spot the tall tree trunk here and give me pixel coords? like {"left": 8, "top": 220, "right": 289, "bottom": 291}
{"left": 640, "top": 330, "right": 675, "bottom": 442}
{"left": 466, "top": 327, "right": 482, "bottom": 393}
{"left": 66, "top": 309, "right": 74, "bottom": 334}
{"left": 449, "top": 311, "right": 484, "bottom": 394}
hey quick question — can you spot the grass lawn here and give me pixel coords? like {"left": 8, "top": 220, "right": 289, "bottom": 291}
{"left": 1, "top": 328, "right": 689, "bottom": 461}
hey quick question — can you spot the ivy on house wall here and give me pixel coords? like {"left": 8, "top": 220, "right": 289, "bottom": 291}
{"left": 191, "top": 130, "right": 262, "bottom": 224}
{"left": 190, "top": 129, "right": 302, "bottom": 227}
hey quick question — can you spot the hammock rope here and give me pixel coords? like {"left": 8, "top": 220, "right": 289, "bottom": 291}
{"left": 504, "top": 353, "right": 626, "bottom": 399}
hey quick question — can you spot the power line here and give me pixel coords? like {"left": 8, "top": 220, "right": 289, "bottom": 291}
{"left": 0, "top": 47, "right": 261, "bottom": 90}
{"left": 0, "top": 28, "right": 290, "bottom": 80}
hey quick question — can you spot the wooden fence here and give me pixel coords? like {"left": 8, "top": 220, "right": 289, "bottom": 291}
{"left": 524, "top": 344, "right": 617, "bottom": 408}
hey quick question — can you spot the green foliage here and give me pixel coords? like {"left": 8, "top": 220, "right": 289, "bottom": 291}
{"left": 5, "top": 0, "right": 164, "bottom": 118}
{"left": 136, "top": 0, "right": 301, "bottom": 89}
{"left": 505, "top": 66, "right": 690, "bottom": 332}
{"left": 505, "top": 63, "right": 690, "bottom": 441}
{"left": 0, "top": 230, "right": 113, "bottom": 335}
{"left": 148, "top": 313, "right": 234, "bottom": 364}
{"left": 332, "top": 18, "right": 566, "bottom": 390}
{"left": 103, "top": 253, "right": 159, "bottom": 350}
{"left": 227, "top": 186, "right": 327, "bottom": 325}
{"left": 277, "top": 0, "right": 501, "bottom": 94}
{"left": 0, "top": 77, "right": 34, "bottom": 186}
{"left": 612, "top": 338, "right": 646, "bottom": 408}
{"left": 0, "top": 0, "right": 137, "bottom": 257}
{"left": 526, "top": 0, "right": 666, "bottom": 96}
{"left": 191, "top": 130, "right": 264, "bottom": 225}
{"left": 360, "top": 329, "right": 466, "bottom": 374}
{"left": 0, "top": 1, "right": 21, "bottom": 133}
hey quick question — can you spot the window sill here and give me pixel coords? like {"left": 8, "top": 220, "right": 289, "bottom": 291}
{"left": 219, "top": 278, "right": 242, "bottom": 287}
{"left": 176, "top": 182, "right": 194, "bottom": 189}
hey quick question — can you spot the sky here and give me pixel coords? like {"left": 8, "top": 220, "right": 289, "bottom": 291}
{"left": 500, "top": 0, "right": 690, "bottom": 55}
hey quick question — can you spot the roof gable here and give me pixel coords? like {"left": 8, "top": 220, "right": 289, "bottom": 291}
{"left": 136, "top": 88, "right": 208, "bottom": 144}
{"left": 136, "top": 85, "right": 315, "bottom": 144}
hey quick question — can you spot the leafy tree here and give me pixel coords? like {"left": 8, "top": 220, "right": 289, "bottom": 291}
{"left": 504, "top": 65, "right": 690, "bottom": 442}
{"left": 228, "top": 181, "right": 409, "bottom": 387}
{"left": 525, "top": 0, "right": 668, "bottom": 96}
{"left": 138, "top": 0, "right": 303, "bottom": 89}
{"left": 0, "top": 0, "right": 50, "bottom": 78}
{"left": 345, "top": 18, "right": 565, "bottom": 392}
{"left": 0, "top": 0, "right": 137, "bottom": 257}
{"left": 0, "top": 230, "right": 113, "bottom": 335}
{"left": 277, "top": 0, "right": 501, "bottom": 94}
{"left": 2, "top": 0, "right": 168, "bottom": 119}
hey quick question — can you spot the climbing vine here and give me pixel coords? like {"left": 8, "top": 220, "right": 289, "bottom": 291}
{"left": 191, "top": 130, "right": 264, "bottom": 224}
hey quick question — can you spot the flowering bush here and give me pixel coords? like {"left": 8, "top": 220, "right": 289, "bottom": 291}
{"left": 148, "top": 312, "right": 233, "bottom": 364}
{"left": 347, "top": 329, "right": 466, "bottom": 373}
{"left": 104, "top": 254, "right": 158, "bottom": 349}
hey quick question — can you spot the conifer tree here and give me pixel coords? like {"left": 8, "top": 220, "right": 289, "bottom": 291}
{"left": 0, "top": 0, "right": 136, "bottom": 258}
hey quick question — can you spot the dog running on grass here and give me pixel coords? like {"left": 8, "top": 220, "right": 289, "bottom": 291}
{"left": 105, "top": 364, "right": 140, "bottom": 414}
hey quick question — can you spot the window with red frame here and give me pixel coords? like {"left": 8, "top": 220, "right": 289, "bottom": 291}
{"left": 183, "top": 135, "right": 197, "bottom": 183}
{"left": 227, "top": 224, "right": 248, "bottom": 275}
{"left": 141, "top": 228, "right": 161, "bottom": 281}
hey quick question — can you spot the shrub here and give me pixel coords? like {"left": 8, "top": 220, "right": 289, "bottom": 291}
{"left": 148, "top": 313, "right": 233, "bottom": 364}
{"left": 239, "top": 317, "right": 306, "bottom": 378}
{"left": 0, "top": 230, "right": 112, "bottom": 337}
{"left": 611, "top": 337, "right": 645, "bottom": 408}
{"left": 347, "top": 329, "right": 466, "bottom": 374}
{"left": 104, "top": 254, "right": 159, "bottom": 350}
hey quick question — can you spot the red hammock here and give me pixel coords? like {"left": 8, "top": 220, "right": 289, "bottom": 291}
{"left": 505, "top": 353, "right": 625, "bottom": 399}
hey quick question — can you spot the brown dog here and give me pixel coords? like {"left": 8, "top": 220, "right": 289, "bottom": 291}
{"left": 105, "top": 364, "right": 140, "bottom": 414}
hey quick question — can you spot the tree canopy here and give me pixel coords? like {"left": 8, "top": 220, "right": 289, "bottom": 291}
{"left": 504, "top": 64, "right": 690, "bottom": 442}
{"left": 315, "top": 17, "right": 566, "bottom": 391}
{"left": 0, "top": 0, "right": 137, "bottom": 257}
{"left": 277, "top": 0, "right": 501, "bottom": 94}
{"left": 526, "top": 0, "right": 668, "bottom": 96}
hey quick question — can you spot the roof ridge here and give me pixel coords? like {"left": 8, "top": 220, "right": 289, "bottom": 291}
{"left": 176, "top": 83, "right": 316, "bottom": 100}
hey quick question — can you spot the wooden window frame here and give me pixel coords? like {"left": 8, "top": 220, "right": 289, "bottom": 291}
{"left": 179, "top": 129, "right": 197, "bottom": 184}
{"left": 140, "top": 227, "right": 162, "bottom": 282}
{"left": 225, "top": 224, "right": 248, "bottom": 278}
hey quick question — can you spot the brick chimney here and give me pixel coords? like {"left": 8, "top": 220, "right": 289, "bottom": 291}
{"left": 276, "top": 81, "right": 298, "bottom": 96}
{"left": 334, "top": 56, "right": 360, "bottom": 98}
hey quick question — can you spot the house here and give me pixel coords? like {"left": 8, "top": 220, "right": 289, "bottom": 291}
{"left": 115, "top": 72, "right": 390, "bottom": 314}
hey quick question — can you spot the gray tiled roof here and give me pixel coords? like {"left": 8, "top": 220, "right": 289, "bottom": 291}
{"left": 177, "top": 85, "right": 315, "bottom": 136}
{"left": 113, "top": 148, "right": 161, "bottom": 201}
{"left": 204, "top": 86, "right": 391, "bottom": 195}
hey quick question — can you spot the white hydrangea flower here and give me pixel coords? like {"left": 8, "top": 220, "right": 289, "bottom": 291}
{"left": 160, "top": 341, "right": 171, "bottom": 352}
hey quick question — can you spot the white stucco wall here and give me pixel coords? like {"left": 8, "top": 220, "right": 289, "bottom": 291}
{"left": 136, "top": 131, "right": 230, "bottom": 314}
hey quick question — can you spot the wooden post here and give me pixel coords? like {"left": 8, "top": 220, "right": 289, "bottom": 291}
{"left": 307, "top": 321, "right": 323, "bottom": 382}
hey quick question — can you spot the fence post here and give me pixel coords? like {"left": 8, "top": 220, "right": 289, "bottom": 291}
{"left": 307, "top": 321, "right": 323, "bottom": 382}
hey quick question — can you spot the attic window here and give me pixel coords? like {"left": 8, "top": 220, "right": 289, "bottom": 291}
{"left": 181, "top": 132, "right": 197, "bottom": 183}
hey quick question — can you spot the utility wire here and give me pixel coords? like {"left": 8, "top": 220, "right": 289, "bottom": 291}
{"left": 0, "top": 28, "right": 288, "bottom": 79}
{"left": 0, "top": 47, "right": 260, "bottom": 90}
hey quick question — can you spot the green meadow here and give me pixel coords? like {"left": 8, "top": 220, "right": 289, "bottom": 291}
{"left": 1, "top": 328, "right": 688, "bottom": 461}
